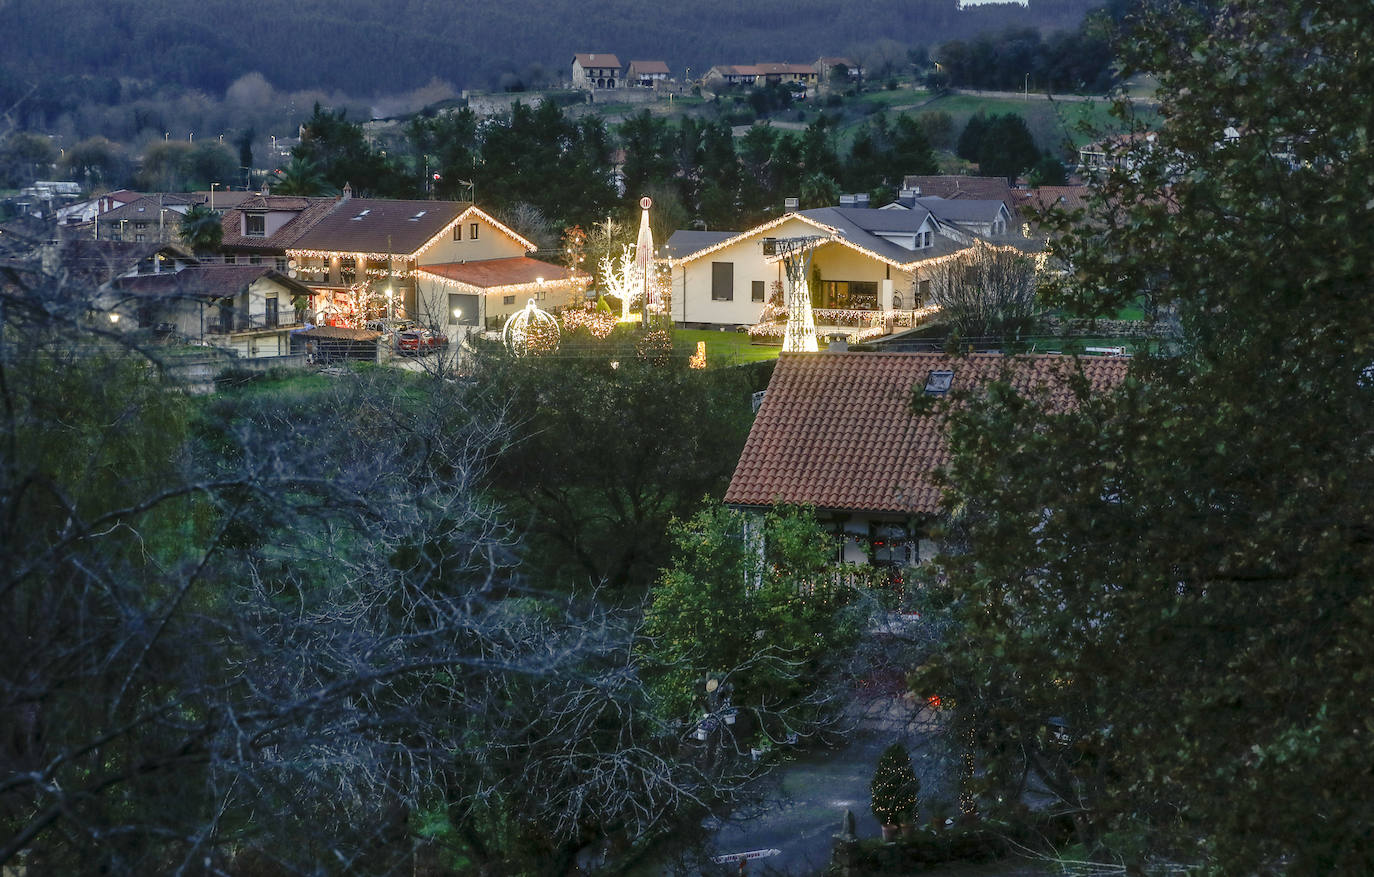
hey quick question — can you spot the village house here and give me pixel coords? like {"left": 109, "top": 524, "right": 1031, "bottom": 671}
{"left": 704, "top": 63, "right": 818, "bottom": 91}
{"left": 571, "top": 53, "right": 623, "bottom": 90}
{"left": 664, "top": 198, "right": 1027, "bottom": 339}
{"left": 815, "top": 56, "right": 863, "bottom": 84}
{"left": 626, "top": 60, "right": 671, "bottom": 88}
{"left": 725, "top": 350, "right": 1130, "bottom": 567}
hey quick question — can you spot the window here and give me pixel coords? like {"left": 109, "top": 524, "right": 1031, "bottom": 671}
{"left": 134, "top": 233, "right": 146, "bottom": 243}
{"left": 820, "top": 280, "right": 878, "bottom": 309}
{"left": 751, "top": 280, "right": 766, "bottom": 302}
{"left": 224, "top": 254, "right": 237, "bottom": 264}
{"left": 470, "top": 223, "right": 479, "bottom": 240}
{"left": 135, "top": 222, "right": 148, "bottom": 230}
{"left": 275, "top": 257, "right": 288, "bottom": 272}
{"left": 249, "top": 254, "right": 262, "bottom": 265}
{"left": 870, "top": 523, "right": 911, "bottom": 567}
{"left": 922, "top": 230, "right": 932, "bottom": 247}
{"left": 245, "top": 214, "right": 266, "bottom": 237}
{"left": 503, "top": 295, "right": 516, "bottom": 305}
{"left": 711, "top": 262, "right": 734, "bottom": 301}
{"left": 924, "top": 369, "right": 954, "bottom": 396}
{"left": 340, "top": 257, "right": 357, "bottom": 285}
{"left": 453, "top": 225, "right": 462, "bottom": 241}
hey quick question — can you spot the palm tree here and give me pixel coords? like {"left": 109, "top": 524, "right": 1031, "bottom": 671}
{"left": 178, "top": 203, "right": 223, "bottom": 254}
{"left": 272, "top": 157, "right": 328, "bottom": 196}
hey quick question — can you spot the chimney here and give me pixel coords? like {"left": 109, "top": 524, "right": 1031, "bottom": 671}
{"left": 839, "top": 194, "right": 857, "bottom": 207}
{"left": 784, "top": 197, "right": 799, "bottom": 210}
{"left": 341, "top": 182, "right": 353, "bottom": 201}
{"left": 827, "top": 338, "right": 849, "bottom": 353}
{"left": 855, "top": 193, "right": 870, "bottom": 208}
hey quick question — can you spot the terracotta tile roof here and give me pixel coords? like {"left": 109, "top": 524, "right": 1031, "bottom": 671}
{"left": 900, "top": 175, "right": 1026, "bottom": 217}
{"left": 753, "top": 62, "right": 816, "bottom": 76}
{"left": 573, "top": 53, "right": 622, "bottom": 69}
{"left": 296, "top": 325, "right": 381, "bottom": 341}
{"left": 724, "top": 351, "right": 1131, "bottom": 515}
{"left": 628, "top": 60, "right": 670, "bottom": 75}
{"left": 419, "top": 257, "right": 587, "bottom": 289}
{"left": 1024, "top": 186, "right": 1092, "bottom": 213}
{"left": 289, "top": 198, "right": 472, "bottom": 255}
{"left": 220, "top": 196, "right": 342, "bottom": 252}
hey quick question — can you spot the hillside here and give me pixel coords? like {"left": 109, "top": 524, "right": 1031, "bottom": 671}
{"left": 0, "top": 0, "right": 1099, "bottom": 102}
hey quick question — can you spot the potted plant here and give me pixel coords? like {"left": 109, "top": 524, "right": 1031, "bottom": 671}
{"left": 871, "top": 742, "right": 919, "bottom": 842}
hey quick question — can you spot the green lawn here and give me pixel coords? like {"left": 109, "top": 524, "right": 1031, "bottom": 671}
{"left": 674, "top": 328, "right": 781, "bottom": 366}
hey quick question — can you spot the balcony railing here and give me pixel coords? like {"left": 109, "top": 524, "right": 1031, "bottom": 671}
{"left": 206, "top": 309, "right": 300, "bottom": 334}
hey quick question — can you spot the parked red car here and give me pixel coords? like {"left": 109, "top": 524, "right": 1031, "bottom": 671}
{"left": 396, "top": 328, "right": 449, "bottom": 354}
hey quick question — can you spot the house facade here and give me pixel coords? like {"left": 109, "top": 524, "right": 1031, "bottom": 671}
{"left": 111, "top": 264, "right": 315, "bottom": 358}
{"left": 416, "top": 257, "right": 591, "bottom": 333}
{"left": 725, "top": 350, "right": 1130, "bottom": 567}
{"left": 704, "top": 63, "right": 818, "bottom": 91}
{"left": 664, "top": 199, "right": 1025, "bottom": 338}
{"left": 626, "top": 60, "right": 671, "bottom": 88}
{"left": 572, "top": 53, "right": 623, "bottom": 90}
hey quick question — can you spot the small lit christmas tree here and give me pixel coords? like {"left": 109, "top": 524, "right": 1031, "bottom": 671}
{"left": 870, "top": 742, "right": 920, "bottom": 828}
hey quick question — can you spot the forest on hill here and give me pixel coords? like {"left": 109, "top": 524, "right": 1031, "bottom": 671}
{"left": 0, "top": 0, "right": 1102, "bottom": 113}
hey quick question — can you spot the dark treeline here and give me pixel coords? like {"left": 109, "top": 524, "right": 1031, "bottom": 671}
{"left": 284, "top": 102, "right": 938, "bottom": 237}
{"left": 0, "top": 0, "right": 1100, "bottom": 119}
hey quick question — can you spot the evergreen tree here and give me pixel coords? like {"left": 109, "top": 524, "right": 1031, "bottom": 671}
{"left": 870, "top": 743, "right": 919, "bottom": 827}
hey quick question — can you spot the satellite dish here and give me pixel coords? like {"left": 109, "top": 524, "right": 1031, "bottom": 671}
{"left": 288, "top": 258, "right": 298, "bottom": 269}
{"left": 288, "top": 268, "right": 298, "bottom": 278}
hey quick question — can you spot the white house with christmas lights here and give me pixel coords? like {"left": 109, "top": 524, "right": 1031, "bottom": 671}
{"left": 664, "top": 199, "right": 1029, "bottom": 341}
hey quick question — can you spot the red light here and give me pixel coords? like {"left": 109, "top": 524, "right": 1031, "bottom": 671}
{"left": 927, "top": 695, "right": 942, "bottom": 710}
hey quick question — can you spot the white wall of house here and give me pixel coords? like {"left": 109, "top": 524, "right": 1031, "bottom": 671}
{"left": 418, "top": 215, "right": 529, "bottom": 266}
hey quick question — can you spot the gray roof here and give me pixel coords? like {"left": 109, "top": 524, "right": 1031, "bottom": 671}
{"left": 800, "top": 207, "right": 966, "bottom": 264}
{"left": 665, "top": 230, "right": 736, "bottom": 259}
{"left": 911, "top": 196, "right": 1007, "bottom": 224}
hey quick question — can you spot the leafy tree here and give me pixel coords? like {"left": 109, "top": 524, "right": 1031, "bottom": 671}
{"left": 58, "top": 136, "right": 131, "bottom": 189}
{"left": 178, "top": 202, "right": 223, "bottom": 253}
{"left": 468, "top": 347, "right": 763, "bottom": 590}
{"left": 643, "top": 505, "right": 859, "bottom": 724}
{"left": 294, "top": 102, "right": 411, "bottom": 197}
{"left": 0, "top": 131, "right": 57, "bottom": 188}
{"left": 1027, "top": 151, "right": 1067, "bottom": 187}
{"left": 919, "top": 0, "right": 1374, "bottom": 871}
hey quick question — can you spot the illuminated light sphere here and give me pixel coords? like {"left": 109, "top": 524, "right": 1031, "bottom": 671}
{"left": 502, "top": 298, "right": 560, "bottom": 356}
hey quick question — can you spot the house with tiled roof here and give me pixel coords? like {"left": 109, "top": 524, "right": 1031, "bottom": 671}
{"left": 417, "top": 257, "right": 591, "bottom": 332}
{"left": 815, "top": 57, "right": 863, "bottom": 83}
{"left": 107, "top": 264, "right": 316, "bottom": 358}
{"left": 705, "top": 63, "right": 818, "bottom": 91}
{"left": 287, "top": 198, "right": 571, "bottom": 330}
{"left": 664, "top": 199, "right": 1027, "bottom": 336}
{"left": 895, "top": 175, "right": 1026, "bottom": 217}
{"left": 627, "top": 60, "right": 671, "bottom": 88}
{"left": 725, "top": 350, "right": 1130, "bottom": 566}
{"left": 572, "top": 53, "right": 623, "bottom": 90}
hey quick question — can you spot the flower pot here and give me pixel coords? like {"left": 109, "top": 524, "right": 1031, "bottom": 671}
{"left": 880, "top": 824, "right": 900, "bottom": 842}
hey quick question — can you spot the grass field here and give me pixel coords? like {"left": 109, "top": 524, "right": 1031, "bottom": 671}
{"left": 673, "top": 328, "right": 781, "bottom": 366}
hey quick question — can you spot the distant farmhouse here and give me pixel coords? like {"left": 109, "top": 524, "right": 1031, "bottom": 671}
{"left": 571, "top": 53, "right": 623, "bottom": 90}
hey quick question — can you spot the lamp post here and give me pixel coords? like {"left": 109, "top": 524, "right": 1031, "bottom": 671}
{"left": 1024, "top": 73, "right": 1029, "bottom": 101}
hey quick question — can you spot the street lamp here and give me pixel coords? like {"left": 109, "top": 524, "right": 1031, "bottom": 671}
{"left": 1024, "top": 73, "right": 1030, "bottom": 101}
